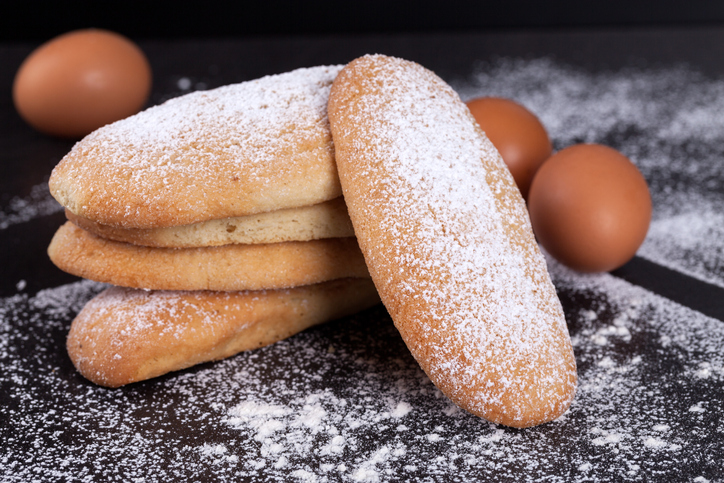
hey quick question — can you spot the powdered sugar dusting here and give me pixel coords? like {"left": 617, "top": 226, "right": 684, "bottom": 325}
{"left": 75, "top": 287, "right": 249, "bottom": 343}
{"left": 49, "top": 65, "right": 343, "bottom": 228}
{"left": 330, "top": 55, "right": 575, "bottom": 425}
{"left": 2, "top": 264, "right": 723, "bottom": 480}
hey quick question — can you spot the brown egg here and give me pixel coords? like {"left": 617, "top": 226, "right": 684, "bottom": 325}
{"left": 466, "top": 97, "right": 552, "bottom": 199}
{"left": 13, "top": 29, "right": 152, "bottom": 138}
{"left": 528, "top": 143, "right": 652, "bottom": 273}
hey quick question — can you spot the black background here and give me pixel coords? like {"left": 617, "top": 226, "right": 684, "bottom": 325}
{"left": 5, "top": 0, "right": 724, "bottom": 41}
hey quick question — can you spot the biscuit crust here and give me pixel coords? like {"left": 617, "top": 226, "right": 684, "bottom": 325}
{"left": 65, "top": 197, "right": 354, "bottom": 248}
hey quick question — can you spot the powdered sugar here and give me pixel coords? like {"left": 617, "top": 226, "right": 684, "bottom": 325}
{"left": 2, "top": 262, "right": 723, "bottom": 480}
{"left": 74, "top": 287, "right": 247, "bottom": 343}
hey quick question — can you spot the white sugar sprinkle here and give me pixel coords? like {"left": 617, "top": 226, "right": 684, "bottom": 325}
{"left": 0, "top": 182, "right": 63, "bottom": 230}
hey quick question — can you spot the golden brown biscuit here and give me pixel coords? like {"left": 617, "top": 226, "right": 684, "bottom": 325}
{"left": 49, "top": 65, "right": 343, "bottom": 229}
{"left": 49, "top": 221, "right": 369, "bottom": 291}
{"left": 65, "top": 197, "right": 355, "bottom": 248}
{"left": 328, "top": 55, "right": 577, "bottom": 428}
{"left": 67, "top": 278, "right": 381, "bottom": 387}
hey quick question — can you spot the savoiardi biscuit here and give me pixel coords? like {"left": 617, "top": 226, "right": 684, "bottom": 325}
{"left": 48, "top": 64, "right": 382, "bottom": 390}
{"left": 65, "top": 197, "right": 354, "bottom": 248}
{"left": 67, "top": 278, "right": 380, "bottom": 387}
{"left": 328, "top": 54, "right": 577, "bottom": 428}
{"left": 49, "top": 221, "right": 369, "bottom": 291}
{"left": 49, "top": 65, "right": 344, "bottom": 229}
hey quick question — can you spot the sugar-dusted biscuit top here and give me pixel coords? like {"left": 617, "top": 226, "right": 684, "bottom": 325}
{"left": 328, "top": 54, "right": 577, "bottom": 428}
{"left": 50, "top": 65, "right": 343, "bottom": 229}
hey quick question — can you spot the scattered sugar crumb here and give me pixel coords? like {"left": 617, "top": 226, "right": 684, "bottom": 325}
{"left": 177, "top": 77, "right": 192, "bottom": 90}
{"left": 689, "top": 402, "right": 707, "bottom": 413}
{"left": 643, "top": 437, "right": 668, "bottom": 449}
{"left": 391, "top": 401, "right": 412, "bottom": 418}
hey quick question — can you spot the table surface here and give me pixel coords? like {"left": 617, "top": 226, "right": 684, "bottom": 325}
{"left": 2, "top": 27, "right": 724, "bottom": 482}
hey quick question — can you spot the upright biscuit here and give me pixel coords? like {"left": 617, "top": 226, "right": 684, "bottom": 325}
{"left": 49, "top": 221, "right": 369, "bottom": 291}
{"left": 50, "top": 65, "right": 343, "bottom": 229}
{"left": 328, "top": 55, "right": 577, "bottom": 428}
{"left": 68, "top": 278, "right": 381, "bottom": 387}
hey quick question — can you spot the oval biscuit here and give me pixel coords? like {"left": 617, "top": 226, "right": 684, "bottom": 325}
{"left": 49, "top": 221, "right": 369, "bottom": 291}
{"left": 67, "top": 278, "right": 380, "bottom": 387}
{"left": 50, "top": 65, "right": 343, "bottom": 228}
{"left": 328, "top": 55, "right": 577, "bottom": 428}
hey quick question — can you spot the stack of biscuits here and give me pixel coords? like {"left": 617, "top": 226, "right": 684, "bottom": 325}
{"left": 47, "top": 65, "right": 380, "bottom": 388}
{"left": 49, "top": 56, "right": 578, "bottom": 428}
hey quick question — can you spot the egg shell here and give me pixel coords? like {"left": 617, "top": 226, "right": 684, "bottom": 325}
{"left": 466, "top": 97, "right": 552, "bottom": 199}
{"left": 528, "top": 143, "right": 652, "bottom": 273}
{"left": 13, "top": 29, "right": 152, "bottom": 138}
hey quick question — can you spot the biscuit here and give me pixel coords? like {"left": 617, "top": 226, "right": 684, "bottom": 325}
{"left": 49, "top": 221, "right": 369, "bottom": 291}
{"left": 65, "top": 197, "right": 355, "bottom": 248}
{"left": 328, "top": 55, "right": 577, "bottom": 428}
{"left": 49, "top": 65, "right": 343, "bottom": 229}
{"left": 67, "top": 278, "right": 381, "bottom": 387}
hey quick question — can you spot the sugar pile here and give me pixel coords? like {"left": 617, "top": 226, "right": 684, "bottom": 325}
{"left": 2, "top": 58, "right": 724, "bottom": 481}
